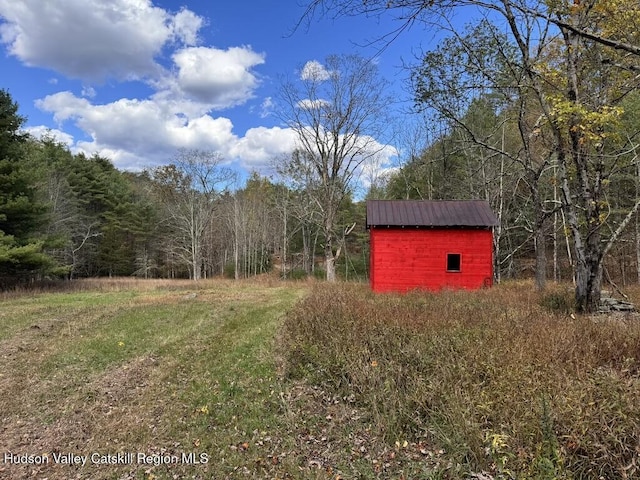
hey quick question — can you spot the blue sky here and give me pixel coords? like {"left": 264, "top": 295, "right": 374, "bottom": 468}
{"left": 0, "top": 0, "right": 463, "bottom": 183}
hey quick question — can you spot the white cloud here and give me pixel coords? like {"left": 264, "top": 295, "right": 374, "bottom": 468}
{"left": 25, "top": 126, "right": 74, "bottom": 147}
{"left": 292, "top": 129, "right": 399, "bottom": 196}
{"left": 170, "top": 8, "right": 203, "bottom": 46}
{"left": 171, "top": 46, "right": 265, "bottom": 107}
{"left": 0, "top": 0, "right": 202, "bottom": 81}
{"left": 260, "top": 97, "right": 274, "bottom": 118}
{"left": 229, "top": 126, "right": 298, "bottom": 170}
{"left": 1, "top": 1, "right": 398, "bottom": 184}
{"left": 296, "top": 98, "right": 330, "bottom": 110}
{"left": 33, "top": 91, "right": 301, "bottom": 172}
{"left": 81, "top": 86, "right": 96, "bottom": 98}
{"left": 0, "top": 1, "right": 264, "bottom": 111}
{"left": 31, "top": 89, "right": 399, "bottom": 188}
{"left": 35, "top": 91, "right": 237, "bottom": 167}
{"left": 358, "top": 145, "right": 400, "bottom": 190}
{"left": 36, "top": 92, "right": 92, "bottom": 124}
{"left": 300, "top": 60, "right": 330, "bottom": 81}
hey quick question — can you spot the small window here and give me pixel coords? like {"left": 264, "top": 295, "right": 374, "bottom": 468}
{"left": 446, "top": 253, "right": 461, "bottom": 272}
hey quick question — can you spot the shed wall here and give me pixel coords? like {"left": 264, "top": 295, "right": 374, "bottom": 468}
{"left": 369, "top": 228, "right": 493, "bottom": 293}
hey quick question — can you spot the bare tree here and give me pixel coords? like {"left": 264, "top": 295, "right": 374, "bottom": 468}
{"left": 276, "top": 54, "right": 392, "bottom": 282}
{"left": 274, "top": 150, "right": 324, "bottom": 275}
{"left": 151, "top": 149, "right": 234, "bottom": 281}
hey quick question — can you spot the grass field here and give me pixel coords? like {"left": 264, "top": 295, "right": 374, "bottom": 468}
{"left": 0, "top": 278, "right": 314, "bottom": 480}
{"left": 2, "top": 278, "right": 639, "bottom": 479}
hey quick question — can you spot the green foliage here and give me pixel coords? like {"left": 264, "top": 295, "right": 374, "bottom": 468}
{"left": 534, "top": 395, "right": 564, "bottom": 479}
{"left": 312, "top": 267, "right": 325, "bottom": 280}
{"left": 0, "top": 88, "right": 28, "bottom": 158}
{"left": 0, "top": 93, "right": 160, "bottom": 283}
{"left": 0, "top": 232, "right": 53, "bottom": 282}
{"left": 285, "top": 268, "right": 308, "bottom": 280}
{"left": 0, "top": 90, "right": 55, "bottom": 281}
{"left": 223, "top": 262, "right": 236, "bottom": 279}
{"left": 29, "top": 139, "right": 161, "bottom": 278}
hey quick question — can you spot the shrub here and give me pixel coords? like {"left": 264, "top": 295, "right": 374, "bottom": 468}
{"left": 540, "top": 285, "right": 575, "bottom": 314}
{"left": 223, "top": 263, "right": 236, "bottom": 279}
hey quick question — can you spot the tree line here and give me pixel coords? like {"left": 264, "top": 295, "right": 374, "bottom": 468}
{"left": 0, "top": 88, "right": 370, "bottom": 286}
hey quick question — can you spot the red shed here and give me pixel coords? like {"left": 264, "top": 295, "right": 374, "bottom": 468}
{"left": 366, "top": 200, "right": 499, "bottom": 293}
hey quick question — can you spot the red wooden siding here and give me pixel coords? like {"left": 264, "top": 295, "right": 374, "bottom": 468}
{"left": 369, "top": 228, "right": 493, "bottom": 293}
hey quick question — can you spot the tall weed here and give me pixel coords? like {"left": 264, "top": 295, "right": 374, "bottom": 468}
{"left": 280, "top": 282, "right": 640, "bottom": 478}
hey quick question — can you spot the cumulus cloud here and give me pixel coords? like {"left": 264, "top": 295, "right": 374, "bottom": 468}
{"left": 36, "top": 91, "right": 236, "bottom": 164}
{"left": 229, "top": 126, "right": 298, "bottom": 170}
{"left": 259, "top": 97, "right": 274, "bottom": 118}
{"left": 2, "top": 0, "right": 272, "bottom": 170}
{"left": 170, "top": 8, "right": 203, "bottom": 46}
{"left": 25, "top": 126, "right": 74, "bottom": 147}
{"left": 32, "top": 89, "right": 398, "bottom": 188}
{"left": 81, "top": 86, "right": 96, "bottom": 98}
{"left": 292, "top": 130, "right": 399, "bottom": 196}
{"left": 1, "top": 1, "right": 397, "bottom": 182}
{"left": 171, "top": 46, "right": 265, "bottom": 107}
{"left": 358, "top": 142, "right": 400, "bottom": 191}
{"left": 0, "top": 0, "right": 201, "bottom": 81}
{"left": 33, "top": 90, "right": 300, "bottom": 172}
{"left": 0, "top": 1, "right": 265, "bottom": 110}
{"left": 300, "top": 60, "right": 331, "bottom": 81}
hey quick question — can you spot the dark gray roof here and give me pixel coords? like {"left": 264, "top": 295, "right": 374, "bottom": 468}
{"left": 366, "top": 200, "right": 500, "bottom": 228}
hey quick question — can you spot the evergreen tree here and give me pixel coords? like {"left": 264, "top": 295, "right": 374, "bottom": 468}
{"left": 0, "top": 90, "right": 53, "bottom": 283}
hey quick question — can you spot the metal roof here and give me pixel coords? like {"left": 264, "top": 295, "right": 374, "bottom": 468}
{"left": 366, "top": 200, "right": 500, "bottom": 228}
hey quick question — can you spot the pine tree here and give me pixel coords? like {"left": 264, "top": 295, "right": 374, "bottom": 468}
{"left": 0, "top": 89, "right": 53, "bottom": 283}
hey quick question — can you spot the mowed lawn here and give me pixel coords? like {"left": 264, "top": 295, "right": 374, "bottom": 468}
{"left": 0, "top": 278, "right": 310, "bottom": 480}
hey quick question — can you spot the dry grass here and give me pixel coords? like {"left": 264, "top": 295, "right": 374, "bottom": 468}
{"left": 0, "top": 278, "right": 309, "bottom": 480}
{"left": 3, "top": 277, "right": 640, "bottom": 479}
{"left": 280, "top": 281, "right": 640, "bottom": 479}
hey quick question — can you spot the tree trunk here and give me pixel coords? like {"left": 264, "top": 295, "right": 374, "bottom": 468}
{"left": 192, "top": 239, "right": 201, "bottom": 281}
{"left": 533, "top": 197, "right": 547, "bottom": 290}
{"left": 325, "top": 254, "right": 337, "bottom": 282}
{"left": 234, "top": 200, "right": 240, "bottom": 280}
{"left": 282, "top": 201, "right": 288, "bottom": 279}
{"left": 324, "top": 210, "right": 338, "bottom": 282}
{"left": 637, "top": 158, "right": 640, "bottom": 284}
{"left": 559, "top": 171, "right": 601, "bottom": 312}
{"left": 493, "top": 149, "right": 505, "bottom": 285}
{"left": 535, "top": 226, "right": 547, "bottom": 291}
{"left": 325, "top": 234, "right": 337, "bottom": 282}
{"left": 637, "top": 208, "right": 640, "bottom": 284}
{"left": 302, "top": 225, "right": 311, "bottom": 274}
{"left": 574, "top": 244, "right": 603, "bottom": 313}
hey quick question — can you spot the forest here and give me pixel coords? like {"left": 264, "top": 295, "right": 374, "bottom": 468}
{"left": 3, "top": 1, "right": 640, "bottom": 315}
{"left": 0, "top": 87, "right": 369, "bottom": 285}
